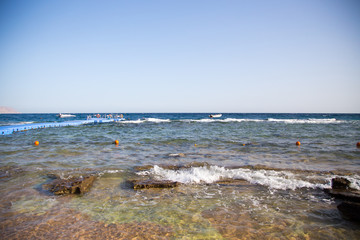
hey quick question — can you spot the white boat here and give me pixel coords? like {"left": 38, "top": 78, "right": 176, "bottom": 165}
{"left": 209, "top": 114, "right": 222, "bottom": 118}
{"left": 57, "top": 113, "right": 76, "bottom": 118}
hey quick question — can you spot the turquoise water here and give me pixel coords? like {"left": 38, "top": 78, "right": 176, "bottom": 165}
{"left": 1, "top": 113, "right": 360, "bottom": 239}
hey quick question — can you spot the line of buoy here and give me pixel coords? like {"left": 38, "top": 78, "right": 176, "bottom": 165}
{"left": 30, "top": 140, "right": 360, "bottom": 148}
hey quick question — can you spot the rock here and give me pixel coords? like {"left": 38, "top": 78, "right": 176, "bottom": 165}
{"left": 337, "top": 201, "right": 360, "bottom": 221}
{"left": 134, "top": 162, "right": 210, "bottom": 172}
{"left": 323, "top": 177, "right": 360, "bottom": 221}
{"left": 183, "top": 162, "right": 210, "bottom": 168}
{"left": 324, "top": 189, "right": 360, "bottom": 203}
{"left": 168, "top": 153, "right": 186, "bottom": 157}
{"left": 129, "top": 179, "right": 180, "bottom": 189}
{"left": 43, "top": 175, "right": 96, "bottom": 195}
{"left": 214, "top": 179, "right": 253, "bottom": 187}
{"left": 324, "top": 177, "right": 360, "bottom": 202}
{"left": 331, "top": 177, "right": 351, "bottom": 190}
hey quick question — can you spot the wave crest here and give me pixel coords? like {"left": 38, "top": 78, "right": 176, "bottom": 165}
{"left": 138, "top": 165, "right": 339, "bottom": 190}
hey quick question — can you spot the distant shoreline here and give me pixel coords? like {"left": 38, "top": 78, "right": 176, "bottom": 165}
{"left": 0, "top": 106, "right": 19, "bottom": 114}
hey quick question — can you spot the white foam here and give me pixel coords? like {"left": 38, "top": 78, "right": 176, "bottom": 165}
{"left": 267, "top": 118, "right": 342, "bottom": 124}
{"left": 119, "top": 117, "right": 345, "bottom": 125}
{"left": 120, "top": 119, "right": 145, "bottom": 124}
{"left": 119, "top": 118, "right": 170, "bottom": 124}
{"left": 146, "top": 118, "right": 171, "bottom": 123}
{"left": 184, "top": 118, "right": 265, "bottom": 123}
{"left": 104, "top": 170, "right": 123, "bottom": 174}
{"left": 138, "top": 165, "right": 335, "bottom": 190}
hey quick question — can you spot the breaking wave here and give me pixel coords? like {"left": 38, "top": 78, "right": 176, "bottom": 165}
{"left": 137, "top": 165, "right": 360, "bottom": 190}
{"left": 120, "top": 118, "right": 347, "bottom": 124}
{"left": 267, "top": 118, "right": 343, "bottom": 124}
{"left": 120, "top": 118, "right": 171, "bottom": 124}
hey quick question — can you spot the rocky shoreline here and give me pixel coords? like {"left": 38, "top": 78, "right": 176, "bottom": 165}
{"left": 37, "top": 163, "right": 360, "bottom": 222}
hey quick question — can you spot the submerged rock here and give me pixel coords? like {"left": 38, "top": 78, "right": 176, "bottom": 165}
{"left": 337, "top": 201, "right": 360, "bottom": 221}
{"left": 168, "top": 153, "right": 186, "bottom": 157}
{"left": 325, "top": 189, "right": 360, "bottom": 202}
{"left": 0, "top": 166, "right": 24, "bottom": 179}
{"left": 43, "top": 175, "right": 96, "bottom": 195}
{"left": 214, "top": 179, "right": 252, "bottom": 186}
{"left": 129, "top": 179, "right": 180, "bottom": 189}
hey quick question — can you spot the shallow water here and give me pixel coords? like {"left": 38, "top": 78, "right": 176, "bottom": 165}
{"left": 1, "top": 113, "right": 360, "bottom": 239}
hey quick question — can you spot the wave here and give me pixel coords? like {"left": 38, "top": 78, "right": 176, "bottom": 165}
{"left": 182, "top": 118, "right": 265, "bottom": 123}
{"left": 137, "top": 165, "right": 360, "bottom": 190}
{"left": 267, "top": 118, "right": 343, "bottom": 124}
{"left": 120, "top": 118, "right": 171, "bottom": 124}
{"left": 119, "top": 118, "right": 347, "bottom": 124}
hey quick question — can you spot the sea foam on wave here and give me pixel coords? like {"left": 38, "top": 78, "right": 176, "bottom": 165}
{"left": 267, "top": 118, "right": 341, "bottom": 124}
{"left": 139, "top": 165, "right": 333, "bottom": 190}
{"left": 184, "top": 118, "right": 265, "bottom": 123}
{"left": 120, "top": 118, "right": 171, "bottom": 124}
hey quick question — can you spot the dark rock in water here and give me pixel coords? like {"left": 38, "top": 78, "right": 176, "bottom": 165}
{"left": 337, "top": 201, "right": 360, "bottom": 221}
{"left": 129, "top": 179, "right": 180, "bottom": 189}
{"left": 324, "top": 177, "right": 360, "bottom": 221}
{"left": 214, "top": 179, "right": 252, "bottom": 186}
{"left": 324, "top": 177, "right": 360, "bottom": 202}
{"left": 134, "top": 162, "right": 210, "bottom": 172}
{"left": 0, "top": 166, "right": 24, "bottom": 179}
{"left": 325, "top": 189, "right": 360, "bottom": 203}
{"left": 168, "top": 153, "right": 186, "bottom": 157}
{"left": 332, "top": 177, "right": 351, "bottom": 190}
{"left": 43, "top": 175, "right": 96, "bottom": 195}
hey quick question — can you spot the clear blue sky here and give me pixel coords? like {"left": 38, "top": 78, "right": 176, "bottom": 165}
{"left": 0, "top": 0, "right": 359, "bottom": 113}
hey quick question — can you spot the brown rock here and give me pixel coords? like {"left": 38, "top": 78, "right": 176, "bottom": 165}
{"left": 129, "top": 179, "right": 180, "bottom": 189}
{"left": 332, "top": 177, "right": 351, "bottom": 190}
{"left": 325, "top": 189, "right": 360, "bottom": 203}
{"left": 134, "top": 162, "right": 210, "bottom": 172}
{"left": 214, "top": 179, "right": 252, "bottom": 186}
{"left": 44, "top": 175, "right": 96, "bottom": 195}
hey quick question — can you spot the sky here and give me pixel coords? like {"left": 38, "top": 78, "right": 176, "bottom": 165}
{"left": 0, "top": 0, "right": 359, "bottom": 113}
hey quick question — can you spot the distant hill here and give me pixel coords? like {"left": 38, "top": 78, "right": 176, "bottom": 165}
{"left": 0, "top": 106, "right": 19, "bottom": 113}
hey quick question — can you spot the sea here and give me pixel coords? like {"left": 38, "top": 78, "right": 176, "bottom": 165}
{"left": 0, "top": 113, "right": 359, "bottom": 239}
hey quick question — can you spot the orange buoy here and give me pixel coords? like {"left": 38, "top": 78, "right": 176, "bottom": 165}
{"left": 34, "top": 141, "right": 39, "bottom": 146}
{"left": 357, "top": 142, "right": 360, "bottom": 148}
{"left": 114, "top": 140, "right": 119, "bottom": 145}
{"left": 296, "top": 141, "right": 301, "bottom": 146}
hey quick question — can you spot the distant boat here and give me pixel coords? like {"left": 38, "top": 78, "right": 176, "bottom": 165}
{"left": 209, "top": 114, "right": 222, "bottom": 118}
{"left": 57, "top": 113, "right": 76, "bottom": 118}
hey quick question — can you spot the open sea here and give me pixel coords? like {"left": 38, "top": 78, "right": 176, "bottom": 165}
{"left": 1, "top": 113, "right": 360, "bottom": 239}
